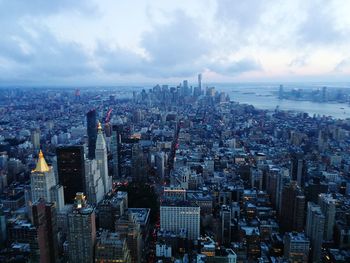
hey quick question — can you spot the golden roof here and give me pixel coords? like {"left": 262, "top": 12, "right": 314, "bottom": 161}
{"left": 33, "top": 150, "right": 50, "bottom": 173}
{"left": 97, "top": 121, "right": 102, "bottom": 131}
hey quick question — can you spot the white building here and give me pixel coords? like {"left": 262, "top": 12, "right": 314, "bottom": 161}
{"left": 30, "top": 150, "right": 64, "bottom": 211}
{"left": 95, "top": 122, "right": 112, "bottom": 194}
{"left": 85, "top": 159, "right": 104, "bottom": 204}
{"left": 160, "top": 201, "right": 200, "bottom": 240}
{"left": 156, "top": 243, "right": 172, "bottom": 258}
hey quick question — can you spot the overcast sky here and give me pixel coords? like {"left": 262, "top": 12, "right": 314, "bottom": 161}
{"left": 0, "top": 0, "right": 350, "bottom": 85}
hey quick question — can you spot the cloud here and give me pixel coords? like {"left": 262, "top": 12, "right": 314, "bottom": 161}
{"left": 0, "top": 0, "right": 95, "bottom": 18}
{"left": 297, "top": 0, "right": 347, "bottom": 45}
{"left": 215, "top": 0, "right": 265, "bottom": 30}
{"left": 97, "top": 10, "right": 214, "bottom": 78}
{"left": 95, "top": 10, "right": 260, "bottom": 79}
{"left": 0, "top": 26, "right": 94, "bottom": 82}
{"left": 334, "top": 58, "right": 350, "bottom": 72}
{"left": 288, "top": 55, "right": 309, "bottom": 68}
{"left": 208, "top": 58, "right": 262, "bottom": 76}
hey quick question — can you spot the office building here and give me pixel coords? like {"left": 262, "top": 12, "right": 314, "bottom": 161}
{"left": 31, "top": 150, "right": 65, "bottom": 211}
{"left": 111, "top": 124, "right": 122, "bottom": 179}
{"left": 221, "top": 205, "right": 232, "bottom": 245}
{"left": 160, "top": 201, "right": 200, "bottom": 240}
{"left": 98, "top": 191, "right": 128, "bottom": 230}
{"left": 318, "top": 193, "right": 336, "bottom": 241}
{"left": 115, "top": 213, "right": 142, "bottom": 263}
{"left": 280, "top": 181, "right": 305, "bottom": 232}
{"left": 67, "top": 193, "right": 96, "bottom": 263}
{"left": 30, "top": 150, "right": 57, "bottom": 203}
{"left": 84, "top": 158, "right": 104, "bottom": 204}
{"left": 95, "top": 122, "right": 112, "bottom": 194}
{"left": 56, "top": 145, "right": 85, "bottom": 203}
{"left": 283, "top": 232, "right": 310, "bottom": 263}
{"left": 306, "top": 202, "right": 325, "bottom": 263}
{"left": 32, "top": 200, "right": 58, "bottom": 263}
{"left": 31, "top": 129, "right": 41, "bottom": 150}
{"left": 87, "top": 109, "right": 97, "bottom": 159}
{"left": 95, "top": 230, "right": 131, "bottom": 263}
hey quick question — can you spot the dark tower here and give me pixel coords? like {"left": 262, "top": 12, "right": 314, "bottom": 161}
{"left": 280, "top": 181, "right": 305, "bottom": 232}
{"left": 56, "top": 145, "right": 85, "bottom": 204}
{"left": 111, "top": 124, "right": 122, "bottom": 179}
{"left": 32, "top": 200, "right": 58, "bottom": 263}
{"left": 87, "top": 109, "right": 97, "bottom": 159}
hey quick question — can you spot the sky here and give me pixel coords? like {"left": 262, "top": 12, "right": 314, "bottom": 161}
{"left": 0, "top": 0, "right": 350, "bottom": 86}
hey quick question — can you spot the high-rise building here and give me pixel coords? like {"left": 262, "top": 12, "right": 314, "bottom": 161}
{"left": 67, "top": 193, "right": 96, "bottom": 263}
{"left": 221, "top": 205, "right": 232, "bottom": 245}
{"left": 131, "top": 143, "right": 147, "bottom": 181}
{"left": 95, "top": 122, "right": 112, "bottom": 194}
{"left": 98, "top": 192, "right": 128, "bottom": 230}
{"left": 32, "top": 200, "right": 59, "bottom": 263}
{"left": 111, "top": 124, "right": 122, "bottom": 179}
{"left": 56, "top": 145, "right": 86, "bottom": 204}
{"left": 87, "top": 109, "right": 97, "bottom": 159}
{"left": 31, "top": 150, "right": 57, "bottom": 203}
{"left": 30, "top": 150, "right": 65, "bottom": 211}
{"left": 198, "top": 73, "right": 202, "bottom": 90}
{"left": 31, "top": 129, "right": 41, "bottom": 150}
{"left": 160, "top": 200, "right": 200, "bottom": 240}
{"left": 280, "top": 181, "right": 305, "bottom": 232}
{"left": 318, "top": 193, "right": 336, "bottom": 241}
{"left": 306, "top": 202, "right": 325, "bottom": 263}
{"left": 155, "top": 152, "right": 165, "bottom": 179}
{"left": 84, "top": 158, "right": 104, "bottom": 204}
{"left": 115, "top": 213, "right": 142, "bottom": 263}
{"left": 283, "top": 232, "right": 310, "bottom": 263}
{"left": 95, "top": 230, "right": 131, "bottom": 263}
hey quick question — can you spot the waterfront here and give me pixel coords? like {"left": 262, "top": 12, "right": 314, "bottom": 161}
{"left": 216, "top": 83, "right": 350, "bottom": 119}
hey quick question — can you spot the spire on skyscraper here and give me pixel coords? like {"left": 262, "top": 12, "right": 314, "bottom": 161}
{"left": 34, "top": 150, "right": 50, "bottom": 173}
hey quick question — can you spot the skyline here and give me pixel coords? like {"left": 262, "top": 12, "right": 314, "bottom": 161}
{"left": 1, "top": 0, "right": 350, "bottom": 85}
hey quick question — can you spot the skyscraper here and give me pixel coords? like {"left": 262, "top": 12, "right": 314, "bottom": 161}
{"left": 280, "top": 181, "right": 305, "bottom": 232}
{"left": 198, "top": 73, "right": 202, "bottom": 90}
{"left": 84, "top": 158, "right": 104, "bottom": 204}
{"left": 87, "top": 109, "right": 97, "bottom": 159}
{"left": 31, "top": 128, "right": 41, "bottom": 150}
{"left": 56, "top": 145, "right": 86, "bottom": 203}
{"left": 32, "top": 200, "right": 59, "bottom": 263}
{"left": 30, "top": 150, "right": 65, "bottom": 211}
{"left": 221, "top": 205, "right": 232, "bottom": 245}
{"left": 318, "top": 193, "right": 336, "bottom": 241}
{"left": 95, "top": 122, "right": 112, "bottom": 194}
{"left": 306, "top": 202, "right": 325, "bottom": 263}
{"left": 115, "top": 213, "right": 142, "bottom": 263}
{"left": 31, "top": 150, "right": 56, "bottom": 203}
{"left": 111, "top": 124, "right": 122, "bottom": 179}
{"left": 67, "top": 193, "right": 96, "bottom": 263}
